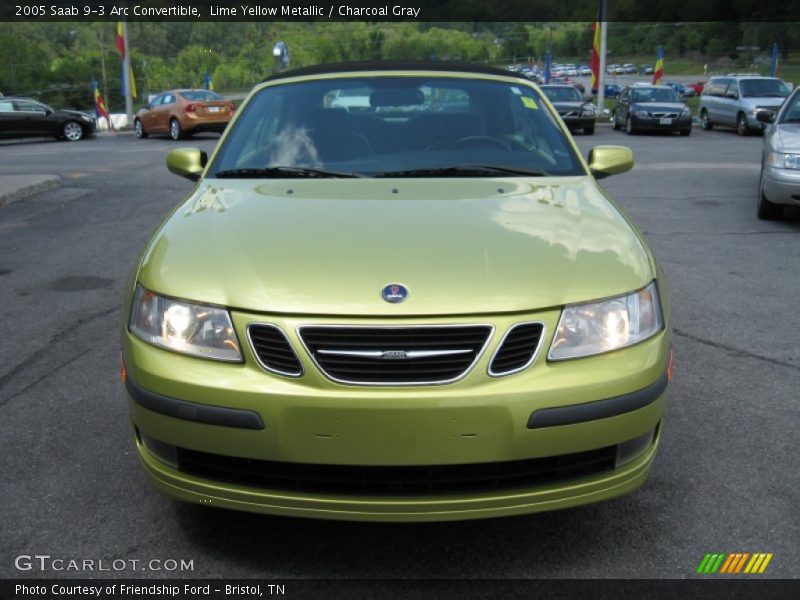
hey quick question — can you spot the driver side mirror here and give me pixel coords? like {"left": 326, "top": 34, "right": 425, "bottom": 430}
{"left": 756, "top": 109, "right": 775, "bottom": 124}
{"left": 587, "top": 146, "right": 634, "bottom": 179}
{"left": 167, "top": 148, "right": 207, "bottom": 181}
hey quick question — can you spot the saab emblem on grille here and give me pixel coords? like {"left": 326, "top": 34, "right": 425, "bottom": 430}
{"left": 381, "top": 283, "right": 408, "bottom": 303}
{"left": 382, "top": 350, "right": 408, "bottom": 360}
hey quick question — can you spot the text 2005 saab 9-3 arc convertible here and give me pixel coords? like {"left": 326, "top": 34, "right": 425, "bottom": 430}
{"left": 121, "top": 62, "right": 671, "bottom": 522}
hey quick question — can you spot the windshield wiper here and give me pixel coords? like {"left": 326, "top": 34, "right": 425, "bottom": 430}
{"left": 213, "top": 166, "right": 362, "bottom": 179}
{"left": 373, "top": 165, "right": 550, "bottom": 178}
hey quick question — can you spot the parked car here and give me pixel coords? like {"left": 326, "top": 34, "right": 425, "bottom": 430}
{"left": 612, "top": 85, "right": 692, "bottom": 135}
{"left": 687, "top": 81, "right": 705, "bottom": 95}
{"left": 122, "top": 61, "right": 670, "bottom": 522}
{"left": 623, "top": 63, "right": 637, "bottom": 74}
{"left": 0, "top": 97, "right": 96, "bottom": 141}
{"left": 540, "top": 84, "right": 596, "bottom": 134}
{"left": 603, "top": 84, "right": 623, "bottom": 98}
{"left": 755, "top": 87, "right": 800, "bottom": 219}
{"left": 665, "top": 82, "right": 696, "bottom": 98}
{"left": 639, "top": 65, "right": 654, "bottom": 75}
{"left": 134, "top": 89, "right": 235, "bottom": 140}
{"left": 699, "top": 76, "right": 790, "bottom": 135}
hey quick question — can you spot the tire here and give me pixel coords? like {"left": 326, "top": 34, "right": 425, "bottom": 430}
{"left": 625, "top": 115, "right": 635, "bottom": 135}
{"left": 62, "top": 121, "right": 84, "bottom": 142}
{"left": 584, "top": 126, "right": 595, "bottom": 135}
{"left": 757, "top": 177, "right": 783, "bottom": 220}
{"left": 700, "top": 109, "right": 713, "bottom": 131}
{"left": 612, "top": 110, "right": 621, "bottom": 130}
{"left": 169, "top": 118, "right": 183, "bottom": 141}
{"left": 737, "top": 113, "right": 749, "bottom": 136}
{"left": 134, "top": 118, "right": 148, "bottom": 139}
{"left": 679, "top": 128, "right": 691, "bottom": 136}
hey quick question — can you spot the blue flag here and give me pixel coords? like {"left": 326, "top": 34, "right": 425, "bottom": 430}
{"left": 545, "top": 50, "right": 551, "bottom": 84}
{"left": 770, "top": 42, "right": 779, "bottom": 77}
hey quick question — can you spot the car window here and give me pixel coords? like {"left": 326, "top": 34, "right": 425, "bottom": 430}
{"left": 631, "top": 88, "right": 680, "bottom": 103}
{"left": 779, "top": 92, "right": 800, "bottom": 123}
{"left": 541, "top": 87, "right": 582, "bottom": 102}
{"left": 724, "top": 82, "right": 739, "bottom": 98}
{"left": 179, "top": 90, "right": 223, "bottom": 102}
{"left": 210, "top": 76, "right": 585, "bottom": 177}
{"left": 163, "top": 94, "right": 175, "bottom": 105}
{"left": 740, "top": 78, "right": 790, "bottom": 98}
{"left": 0, "top": 100, "right": 14, "bottom": 113}
{"left": 14, "top": 100, "right": 48, "bottom": 113}
{"left": 149, "top": 95, "right": 163, "bottom": 107}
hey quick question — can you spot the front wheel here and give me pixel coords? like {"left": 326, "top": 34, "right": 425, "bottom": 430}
{"left": 737, "top": 113, "right": 749, "bottom": 136}
{"left": 625, "top": 116, "right": 635, "bottom": 135}
{"left": 700, "top": 110, "right": 713, "bottom": 131}
{"left": 169, "top": 118, "right": 183, "bottom": 141}
{"left": 612, "top": 110, "right": 621, "bottom": 130}
{"left": 62, "top": 121, "right": 84, "bottom": 141}
{"left": 757, "top": 178, "right": 783, "bottom": 220}
{"left": 134, "top": 118, "right": 148, "bottom": 139}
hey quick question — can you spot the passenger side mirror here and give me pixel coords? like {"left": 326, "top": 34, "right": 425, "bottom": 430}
{"left": 587, "top": 146, "right": 634, "bottom": 179}
{"left": 756, "top": 109, "right": 775, "bottom": 124}
{"left": 167, "top": 148, "right": 207, "bottom": 181}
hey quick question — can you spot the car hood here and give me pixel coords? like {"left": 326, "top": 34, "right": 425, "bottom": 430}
{"left": 776, "top": 124, "right": 800, "bottom": 152}
{"left": 743, "top": 97, "right": 786, "bottom": 109}
{"left": 551, "top": 101, "right": 587, "bottom": 111}
{"left": 138, "top": 178, "right": 654, "bottom": 316}
{"left": 633, "top": 102, "right": 686, "bottom": 112}
{"left": 59, "top": 109, "right": 93, "bottom": 119}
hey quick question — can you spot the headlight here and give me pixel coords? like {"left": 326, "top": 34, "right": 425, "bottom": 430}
{"left": 633, "top": 110, "right": 649, "bottom": 118}
{"left": 581, "top": 108, "right": 596, "bottom": 116}
{"left": 80, "top": 114, "right": 93, "bottom": 121}
{"left": 767, "top": 152, "right": 800, "bottom": 170}
{"left": 129, "top": 284, "right": 242, "bottom": 361}
{"left": 549, "top": 281, "right": 664, "bottom": 360}
{"left": 681, "top": 106, "right": 692, "bottom": 117}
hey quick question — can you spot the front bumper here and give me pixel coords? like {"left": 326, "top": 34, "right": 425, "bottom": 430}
{"left": 123, "top": 309, "right": 670, "bottom": 521}
{"left": 762, "top": 165, "right": 800, "bottom": 206}
{"left": 631, "top": 115, "right": 692, "bottom": 131}
{"left": 562, "top": 116, "right": 596, "bottom": 130}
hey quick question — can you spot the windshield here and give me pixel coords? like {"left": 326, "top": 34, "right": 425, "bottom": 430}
{"left": 179, "top": 90, "right": 223, "bottom": 101}
{"left": 740, "top": 78, "right": 790, "bottom": 98}
{"left": 209, "top": 76, "right": 584, "bottom": 177}
{"left": 631, "top": 88, "right": 680, "bottom": 103}
{"left": 541, "top": 86, "right": 582, "bottom": 102}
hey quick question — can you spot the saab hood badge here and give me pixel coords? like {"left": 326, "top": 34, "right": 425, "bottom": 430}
{"left": 381, "top": 283, "right": 408, "bottom": 304}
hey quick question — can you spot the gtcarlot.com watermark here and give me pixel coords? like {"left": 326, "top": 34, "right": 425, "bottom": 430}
{"left": 14, "top": 554, "right": 194, "bottom": 573}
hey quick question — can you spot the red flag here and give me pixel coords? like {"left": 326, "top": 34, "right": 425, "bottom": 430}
{"left": 652, "top": 47, "right": 665, "bottom": 85}
{"left": 116, "top": 22, "right": 125, "bottom": 57}
{"left": 94, "top": 87, "right": 109, "bottom": 120}
{"left": 590, "top": 7, "right": 602, "bottom": 93}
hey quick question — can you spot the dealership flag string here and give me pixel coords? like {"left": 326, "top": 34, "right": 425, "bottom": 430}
{"left": 652, "top": 46, "right": 664, "bottom": 85}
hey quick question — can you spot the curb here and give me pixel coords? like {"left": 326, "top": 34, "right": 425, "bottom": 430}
{"left": 0, "top": 175, "right": 62, "bottom": 208}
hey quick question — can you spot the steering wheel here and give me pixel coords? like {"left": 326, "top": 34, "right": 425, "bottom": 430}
{"left": 447, "top": 135, "right": 511, "bottom": 151}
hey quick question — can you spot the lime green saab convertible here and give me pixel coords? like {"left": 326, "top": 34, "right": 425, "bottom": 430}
{"left": 122, "top": 62, "right": 671, "bottom": 521}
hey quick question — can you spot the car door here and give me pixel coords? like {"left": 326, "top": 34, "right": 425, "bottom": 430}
{"left": 0, "top": 98, "right": 19, "bottom": 137}
{"left": 615, "top": 88, "right": 630, "bottom": 125}
{"left": 141, "top": 94, "right": 164, "bottom": 131}
{"left": 12, "top": 99, "right": 54, "bottom": 136}
{"left": 155, "top": 93, "right": 176, "bottom": 131}
{"left": 720, "top": 81, "right": 740, "bottom": 127}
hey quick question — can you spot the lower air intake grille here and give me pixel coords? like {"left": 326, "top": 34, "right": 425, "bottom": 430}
{"left": 176, "top": 445, "right": 617, "bottom": 496}
{"left": 298, "top": 325, "right": 492, "bottom": 385}
{"left": 248, "top": 324, "right": 303, "bottom": 377}
{"left": 489, "top": 322, "right": 545, "bottom": 376}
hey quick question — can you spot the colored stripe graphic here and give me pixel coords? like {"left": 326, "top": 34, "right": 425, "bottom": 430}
{"left": 698, "top": 553, "right": 773, "bottom": 574}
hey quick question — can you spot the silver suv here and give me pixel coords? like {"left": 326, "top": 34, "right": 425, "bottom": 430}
{"left": 699, "top": 76, "right": 790, "bottom": 135}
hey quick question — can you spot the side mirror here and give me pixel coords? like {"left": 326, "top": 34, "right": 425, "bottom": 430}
{"left": 167, "top": 148, "right": 207, "bottom": 181}
{"left": 587, "top": 146, "right": 634, "bottom": 179}
{"left": 756, "top": 109, "right": 775, "bottom": 124}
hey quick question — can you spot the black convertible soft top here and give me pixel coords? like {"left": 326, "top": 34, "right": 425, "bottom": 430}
{"left": 263, "top": 61, "right": 529, "bottom": 82}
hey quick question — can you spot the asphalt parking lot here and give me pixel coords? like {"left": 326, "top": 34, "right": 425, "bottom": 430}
{"left": 0, "top": 125, "right": 798, "bottom": 580}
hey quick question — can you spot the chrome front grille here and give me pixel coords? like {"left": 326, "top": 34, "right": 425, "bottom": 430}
{"left": 298, "top": 325, "right": 493, "bottom": 386}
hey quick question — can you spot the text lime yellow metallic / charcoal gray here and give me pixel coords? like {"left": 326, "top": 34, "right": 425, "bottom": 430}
{"left": 121, "top": 63, "right": 671, "bottom": 521}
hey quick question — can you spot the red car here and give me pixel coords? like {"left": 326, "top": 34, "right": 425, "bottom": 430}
{"left": 688, "top": 81, "right": 705, "bottom": 95}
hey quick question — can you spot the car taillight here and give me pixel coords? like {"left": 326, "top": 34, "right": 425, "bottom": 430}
{"left": 185, "top": 103, "right": 197, "bottom": 113}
